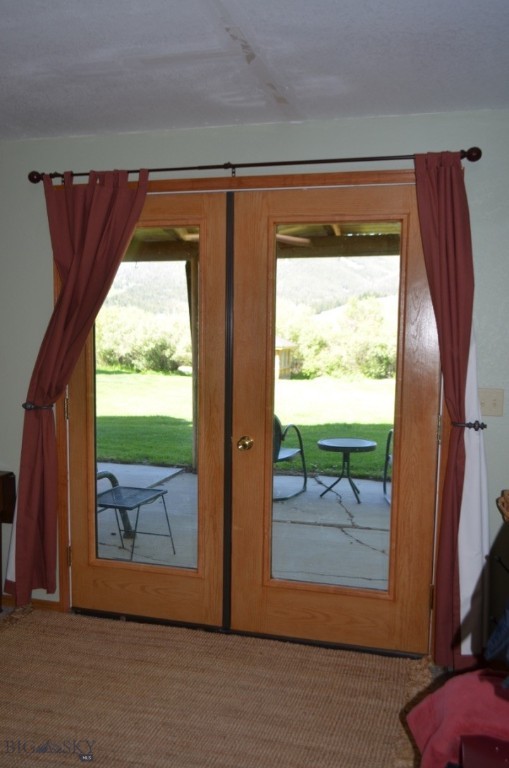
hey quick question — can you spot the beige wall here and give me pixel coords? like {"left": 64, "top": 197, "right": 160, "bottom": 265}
{"left": 1, "top": 110, "right": 509, "bottom": 608}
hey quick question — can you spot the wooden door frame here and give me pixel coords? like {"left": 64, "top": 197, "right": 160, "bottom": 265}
{"left": 50, "top": 170, "right": 443, "bottom": 648}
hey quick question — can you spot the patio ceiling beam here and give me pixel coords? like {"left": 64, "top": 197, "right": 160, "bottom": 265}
{"left": 124, "top": 240, "right": 199, "bottom": 262}
{"left": 277, "top": 234, "right": 400, "bottom": 258}
{"left": 124, "top": 234, "right": 399, "bottom": 262}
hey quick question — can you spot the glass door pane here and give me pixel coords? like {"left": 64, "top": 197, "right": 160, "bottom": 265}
{"left": 94, "top": 226, "right": 199, "bottom": 569}
{"left": 271, "top": 220, "right": 401, "bottom": 590}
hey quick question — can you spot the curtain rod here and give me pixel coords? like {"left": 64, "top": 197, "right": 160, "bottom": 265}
{"left": 27, "top": 146, "right": 482, "bottom": 184}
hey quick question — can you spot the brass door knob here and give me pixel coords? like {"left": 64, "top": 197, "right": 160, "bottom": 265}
{"left": 237, "top": 435, "right": 254, "bottom": 451}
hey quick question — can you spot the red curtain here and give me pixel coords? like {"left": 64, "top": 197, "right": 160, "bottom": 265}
{"left": 5, "top": 170, "right": 148, "bottom": 606}
{"left": 414, "top": 152, "right": 475, "bottom": 668}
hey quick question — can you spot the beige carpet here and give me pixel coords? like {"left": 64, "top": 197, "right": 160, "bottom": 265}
{"left": 0, "top": 609, "right": 429, "bottom": 767}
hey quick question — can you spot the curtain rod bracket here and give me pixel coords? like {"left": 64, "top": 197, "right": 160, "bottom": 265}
{"left": 27, "top": 146, "right": 482, "bottom": 184}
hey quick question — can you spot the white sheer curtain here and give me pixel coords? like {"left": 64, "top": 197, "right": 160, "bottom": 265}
{"left": 458, "top": 330, "right": 490, "bottom": 655}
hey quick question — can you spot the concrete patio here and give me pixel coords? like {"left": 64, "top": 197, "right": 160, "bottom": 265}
{"left": 96, "top": 463, "right": 391, "bottom": 591}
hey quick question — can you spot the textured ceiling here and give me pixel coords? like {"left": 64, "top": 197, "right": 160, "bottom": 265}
{"left": 1, "top": 0, "right": 509, "bottom": 141}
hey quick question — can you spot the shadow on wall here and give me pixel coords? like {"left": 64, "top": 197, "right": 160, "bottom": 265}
{"left": 457, "top": 501, "right": 509, "bottom": 664}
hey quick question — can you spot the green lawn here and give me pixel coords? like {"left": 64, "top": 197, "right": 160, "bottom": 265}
{"left": 96, "top": 372, "right": 394, "bottom": 479}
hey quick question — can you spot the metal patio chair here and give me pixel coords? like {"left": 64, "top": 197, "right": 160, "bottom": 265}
{"left": 96, "top": 470, "right": 175, "bottom": 559}
{"left": 383, "top": 428, "right": 393, "bottom": 503}
{"left": 273, "top": 415, "right": 308, "bottom": 501}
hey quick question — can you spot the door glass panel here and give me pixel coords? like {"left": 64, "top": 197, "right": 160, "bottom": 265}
{"left": 271, "top": 221, "right": 401, "bottom": 590}
{"left": 94, "top": 226, "right": 199, "bottom": 569}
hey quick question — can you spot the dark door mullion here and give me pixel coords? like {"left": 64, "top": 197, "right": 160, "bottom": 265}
{"left": 222, "top": 191, "right": 235, "bottom": 629}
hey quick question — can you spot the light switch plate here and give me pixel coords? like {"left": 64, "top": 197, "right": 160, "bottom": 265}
{"left": 479, "top": 388, "right": 504, "bottom": 417}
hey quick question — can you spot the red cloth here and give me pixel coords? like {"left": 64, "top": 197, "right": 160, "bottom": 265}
{"left": 415, "top": 152, "right": 476, "bottom": 669}
{"left": 4, "top": 170, "right": 147, "bottom": 605}
{"left": 406, "top": 670, "right": 509, "bottom": 768}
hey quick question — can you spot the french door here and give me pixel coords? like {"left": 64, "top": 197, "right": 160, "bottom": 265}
{"left": 66, "top": 173, "right": 441, "bottom": 654}
{"left": 68, "top": 193, "right": 226, "bottom": 627}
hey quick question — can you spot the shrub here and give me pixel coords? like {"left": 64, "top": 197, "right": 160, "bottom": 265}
{"left": 276, "top": 294, "right": 397, "bottom": 379}
{"left": 96, "top": 305, "right": 192, "bottom": 373}
{"left": 96, "top": 293, "right": 396, "bottom": 379}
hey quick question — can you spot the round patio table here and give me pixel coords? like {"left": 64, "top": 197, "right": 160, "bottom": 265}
{"left": 317, "top": 438, "right": 377, "bottom": 503}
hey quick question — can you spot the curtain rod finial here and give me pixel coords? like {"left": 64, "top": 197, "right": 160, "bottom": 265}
{"left": 464, "top": 147, "right": 482, "bottom": 162}
{"left": 28, "top": 171, "right": 44, "bottom": 184}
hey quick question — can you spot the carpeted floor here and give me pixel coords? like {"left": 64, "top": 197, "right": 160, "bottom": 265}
{"left": 0, "top": 609, "right": 430, "bottom": 767}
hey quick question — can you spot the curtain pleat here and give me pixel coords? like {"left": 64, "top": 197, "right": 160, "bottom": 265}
{"left": 5, "top": 170, "right": 148, "bottom": 606}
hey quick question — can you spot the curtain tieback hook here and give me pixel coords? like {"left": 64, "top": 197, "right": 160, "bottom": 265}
{"left": 452, "top": 420, "right": 487, "bottom": 431}
{"left": 22, "top": 401, "right": 54, "bottom": 411}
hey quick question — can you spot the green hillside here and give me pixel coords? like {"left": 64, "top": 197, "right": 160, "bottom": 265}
{"left": 105, "top": 256, "right": 399, "bottom": 316}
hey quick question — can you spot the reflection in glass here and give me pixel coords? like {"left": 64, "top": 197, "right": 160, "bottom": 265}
{"left": 271, "top": 221, "right": 401, "bottom": 590}
{"left": 94, "top": 226, "right": 199, "bottom": 568}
